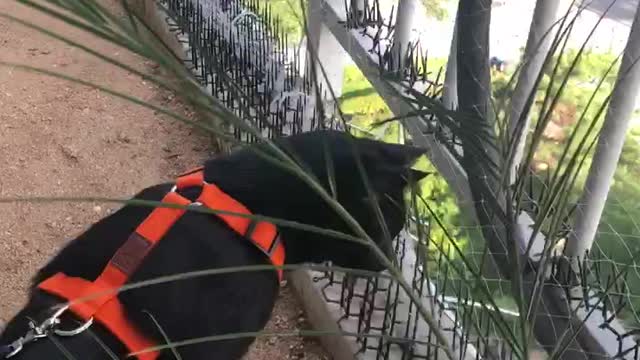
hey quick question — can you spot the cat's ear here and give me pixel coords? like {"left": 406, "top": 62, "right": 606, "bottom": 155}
{"left": 376, "top": 143, "right": 425, "bottom": 169}
{"left": 373, "top": 165, "right": 430, "bottom": 191}
{"left": 399, "top": 146, "right": 425, "bottom": 167}
{"left": 408, "top": 169, "right": 430, "bottom": 182}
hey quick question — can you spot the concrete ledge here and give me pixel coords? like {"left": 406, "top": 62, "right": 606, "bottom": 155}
{"left": 127, "top": 0, "right": 186, "bottom": 61}
{"left": 288, "top": 270, "right": 358, "bottom": 360}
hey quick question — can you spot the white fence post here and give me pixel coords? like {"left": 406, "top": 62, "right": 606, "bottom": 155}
{"left": 442, "top": 16, "right": 458, "bottom": 110}
{"left": 565, "top": 3, "right": 640, "bottom": 261}
{"left": 306, "top": 0, "right": 348, "bottom": 122}
{"left": 391, "top": 0, "right": 419, "bottom": 72}
{"left": 507, "top": 0, "right": 563, "bottom": 184}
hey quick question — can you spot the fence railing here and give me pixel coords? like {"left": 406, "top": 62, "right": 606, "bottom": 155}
{"left": 309, "top": 0, "right": 640, "bottom": 358}
{"left": 131, "top": 0, "right": 640, "bottom": 358}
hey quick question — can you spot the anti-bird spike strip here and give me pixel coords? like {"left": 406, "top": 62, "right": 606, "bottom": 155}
{"left": 154, "top": 0, "right": 509, "bottom": 358}
{"left": 164, "top": 0, "right": 326, "bottom": 142}
{"left": 147, "top": 0, "right": 640, "bottom": 359}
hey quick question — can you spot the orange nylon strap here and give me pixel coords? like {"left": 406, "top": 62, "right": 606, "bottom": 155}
{"left": 38, "top": 191, "right": 192, "bottom": 360}
{"left": 176, "top": 170, "right": 285, "bottom": 280}
{"left": 38, "top": 274, "right": 158, "bottom": 360}
{"left": 37, "top": 167, "right": 285, "bottom": 360}
{"left": 176, "top": 170, "right": 204, "bottom": 190}
{"left": 177, "top": 165, "right": 204, "bottom": 177}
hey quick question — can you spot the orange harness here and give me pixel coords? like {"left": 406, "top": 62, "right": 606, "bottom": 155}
{"left": 37, "top": 168, "right": 285, "bottom": 360}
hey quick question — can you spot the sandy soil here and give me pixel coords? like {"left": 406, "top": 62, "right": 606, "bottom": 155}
{"left": 0, "top": 1, "right": 328, "bottom": 359}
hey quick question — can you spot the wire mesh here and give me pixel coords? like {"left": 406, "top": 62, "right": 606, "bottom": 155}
{"left": 153, "top": 0, "right": 640, "bottom": 358}
{"left": 164, "top": 0, "right": 345, "bottom": 144}
{"left": 155, "top": 0, "right": 527, "bottom": 358}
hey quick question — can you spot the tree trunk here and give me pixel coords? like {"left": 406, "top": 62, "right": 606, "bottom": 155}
{"left": 565, "top": 3, "right": 640, "bottom": 261}
{"left": 456, "top": 0, "right": 510, "bottom": 268}
{"left": 456, "top": 0, "right": 492, "bottom": 122}
{"left": 507, "top": 0, "right": 562, "bottom": 184}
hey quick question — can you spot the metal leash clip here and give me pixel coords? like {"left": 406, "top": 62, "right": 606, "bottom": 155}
{"left": 1, "top": 304, "right": 93, "bottom": 359}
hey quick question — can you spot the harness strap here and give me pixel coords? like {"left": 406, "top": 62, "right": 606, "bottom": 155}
{"left": 194, "top": 181, "right": 285, "bottom": 273}
{"left": 175, "top": 170, "right": 285, "bottom": 280}
{"left": 36, "top": 169, "right": 285, "bottom": 360}
{"left": 38, "top": 274, "right": 159, "bottom": 360}
{"left": 39, "top": 191, "right": 191, "bottom": 360}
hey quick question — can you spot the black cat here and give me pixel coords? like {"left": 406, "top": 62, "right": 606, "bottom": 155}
{"left": 0, "top": 130, "right": 426, "bottom": 360}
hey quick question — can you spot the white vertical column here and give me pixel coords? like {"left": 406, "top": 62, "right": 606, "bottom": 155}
{"left": 306, "top": 0, "right": 348, "bottom": 125}
{"left": 391, "top": 0, "right": 419, "bottom": 72}
{"left": 507, "top": 0, "right": 563, "bottom": 184}
{"left": 442, "top": 16, "right": 458, "bottom": 110}
{"left": 565, "top": 4, "right": 640, "bottom": 261}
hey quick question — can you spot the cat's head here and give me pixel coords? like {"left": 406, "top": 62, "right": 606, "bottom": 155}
{"left": 269, "top": 130, "right": 427, "bottom": 271}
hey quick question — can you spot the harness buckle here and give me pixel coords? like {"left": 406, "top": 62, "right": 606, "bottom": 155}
{"left": 53, "top": 317, "right": 94, "bottom": 337}
{"left": 1, "top": 305, "right": 93, "bottom": 359}
{"left": 2, "top": 339, "right": 24, "bottom": 358}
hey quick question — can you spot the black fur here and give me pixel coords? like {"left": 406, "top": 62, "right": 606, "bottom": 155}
{"left": 0, "top": 130, "right": 426, "bottom": 359}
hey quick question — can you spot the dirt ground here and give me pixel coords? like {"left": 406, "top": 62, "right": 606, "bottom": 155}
{"left": 0, "top": 1, "right": 328, "bottom": 359}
